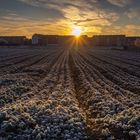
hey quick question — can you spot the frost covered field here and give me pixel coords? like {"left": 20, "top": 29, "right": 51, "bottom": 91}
{"left": 0, "top": 46, "right": 140, "bottom": 140}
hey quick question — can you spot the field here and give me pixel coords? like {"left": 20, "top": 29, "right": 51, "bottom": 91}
{"left": 0, "top": 46, "right": 140, "bottom": 140}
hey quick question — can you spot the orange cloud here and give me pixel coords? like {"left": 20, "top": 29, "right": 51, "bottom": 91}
{"left": 0, "top": 0, "right": 139, "bottom": 37}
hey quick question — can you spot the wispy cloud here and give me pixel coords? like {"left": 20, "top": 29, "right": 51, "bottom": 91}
{"left": 107, "top": 0, "right": 132, "bottom": 7}
{"left": 0, "top": 0, "right": 139, "bottom": 37}
{"left": 125, "top": 8, "right": 140, "bottom": 19}
{"left": 16, "top": 0, "right": 119, "bottom": 36}
{"left": 102, "top": 24, "right": 140, "bottom": 36}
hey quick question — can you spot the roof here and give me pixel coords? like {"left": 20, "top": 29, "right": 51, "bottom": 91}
{"left": 0, "top": 36, "right": 26, "bottom": 38}
{"left": 93, "top": 35, "right": 126, "bottom": 37}
{"left": 126, "top": 36, "right": 140, "bottom": 39}
{"left": 33, "top": 34, "right": 59, "bottom": 37}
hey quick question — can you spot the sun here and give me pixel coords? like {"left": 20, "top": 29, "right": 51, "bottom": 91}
{"left": 72, "top": 27, "right": 82, "bottom": 37}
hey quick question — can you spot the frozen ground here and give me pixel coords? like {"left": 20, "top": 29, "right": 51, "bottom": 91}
{"left": 0, "top": 46, "right": 140, "bottom": 140}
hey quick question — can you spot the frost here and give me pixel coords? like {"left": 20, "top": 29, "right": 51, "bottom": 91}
{"left": 0, "top": 46, "right": 140, "bottom": 139}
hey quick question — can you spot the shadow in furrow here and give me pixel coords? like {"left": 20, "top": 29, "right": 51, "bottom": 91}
{"left": 68, "top": 53, "right": 100, "bottom": 140}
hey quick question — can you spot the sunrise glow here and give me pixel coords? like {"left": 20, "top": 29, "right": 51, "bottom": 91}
{"left": 72, "top": 27, "right": 82, "bottom": 37}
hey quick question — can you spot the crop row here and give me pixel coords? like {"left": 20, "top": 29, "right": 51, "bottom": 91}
{"left": 0, "top": 47, "right": 140, "bottom": 139}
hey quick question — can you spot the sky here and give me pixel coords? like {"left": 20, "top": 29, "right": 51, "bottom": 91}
{"left": 0, "top": 0, "right": 140, "bottom": 38}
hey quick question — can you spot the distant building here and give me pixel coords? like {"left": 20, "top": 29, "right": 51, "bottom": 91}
{"left": 31, "top": 34, "right": 140, "bottom": 49}
{"left": 135, "top": 38, "right": 140, "bottom": 47}
{"left": 80, "top": 35, "right": 88, "bottom": 39}
{"left": 0, "top": 36, "right": 26, "bottom": 45}
{"left": 32, "top": 34, "right": 59, "bottom": 45}
{"left": 92, "top": 35, "right": 126, "bottom": 47}
{"left": 32, "top": 34, "right": 83, "bottom": 46}
{"left": 58, "top": 35, "right": 75, "bottom": 41}
{"left": 58, "top": 35, "right": 75, "bottom": 46}
{"left": 126, "top": 37, "right": 140, "bottom": 47}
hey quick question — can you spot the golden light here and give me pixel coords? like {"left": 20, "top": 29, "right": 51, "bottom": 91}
{"left": 72, "top": 27, "right": 82, "bottom": 37}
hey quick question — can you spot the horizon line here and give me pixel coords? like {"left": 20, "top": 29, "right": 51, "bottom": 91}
{"left": 0, "top": 34, "right": 140, "bottom": 39}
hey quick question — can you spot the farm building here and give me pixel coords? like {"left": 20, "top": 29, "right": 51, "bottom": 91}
{"left": 0, "top": 36, "right": 26, "bottom": 45}
{"left": 58, "top": 35, "right": 75, "bottom": 46}
{"left": 32, "top": 34, "right": 78, "bottom": 46}
{"left": 92, "top": 35, "right": 126, "bottom": 47}
{"left": 126, "top": 37, "right": 140, "bottom": 47}
{"left": 32, "top": 34, "right": 59, "bottom": 45}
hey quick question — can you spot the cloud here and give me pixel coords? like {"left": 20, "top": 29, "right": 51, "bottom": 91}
{"left": 122, "top": 25, "right": 140, "bottom": 36}
{"left": 19, "top": 0, "right": 89, "bottom": 9}
{"left": 107, "top": 0, "right": 132, "bottom": 7}
{"left": 1, "top": 15, "right": 29, "bottom": 22}
{"left": 12, "top": 0, "right": 119, "bottom": 36}
{"left": 0, "top": 10, "right": 72, "bottom": 37}
{"left": 102, "top": 24, "right": 140, "bottom": 36}
{"left": 0, "top": 0, "right": 139, "bottom": 37}
{"left": 3, "top": 0, "right": 140, "bottom": 37}
{"left": 125, "top": 8, "right": 140, "bottom": 19}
